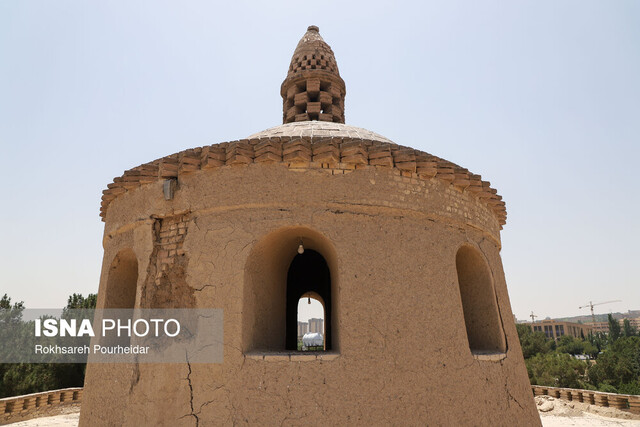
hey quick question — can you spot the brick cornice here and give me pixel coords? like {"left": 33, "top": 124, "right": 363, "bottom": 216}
{"left": 100, "top": 137, "right": 507, "bottom": 228}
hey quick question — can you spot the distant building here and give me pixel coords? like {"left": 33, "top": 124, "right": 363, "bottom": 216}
{"left": 627, "top": 317, "right": 640, "bottom": 329}
{"left": 586, "top": 317, "right": 640, "bottom": 334}
{"left": 297, "top": 319, "right": 324, "bottom": 339}
{"left": 527, "top": 320, "right": 592, "bottom": 341}
{"left": 308, "top": 318, "right": 324, "bottom": 334}
{"left": 297, "top": 321, "right": 309, "bottom": 339}
{"left": 587, "top": 321, "right": 609, "bottom": 334}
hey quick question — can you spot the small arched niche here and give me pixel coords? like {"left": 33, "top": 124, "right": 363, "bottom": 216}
{"left": 243, "top": 227, "right": 338, "bottom": 353}
{"left": 455, "top": 245, "right": 506, "bottom": 354}
{"left": 101, "top": 248, "right": 138, "bottom": 346}
{"left": 104, "top": 248, "right": 138, "bottom": 309}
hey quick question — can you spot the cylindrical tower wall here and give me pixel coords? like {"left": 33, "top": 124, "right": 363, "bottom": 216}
{"left": 81, "top": 162, "right": 538, "bottom": 426}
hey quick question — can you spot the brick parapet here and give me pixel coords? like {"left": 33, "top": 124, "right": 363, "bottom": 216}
{"left": 20, "top": 385, "right": 637, "bottom": 424}
{"left": 0, "top": 388, "right": 82, "bottom": 425}
{"left": 100, "top": 137, "right": 507, "bottom": 228}
{"left": 532, "top": 385, "right": 640, "bottom": 414}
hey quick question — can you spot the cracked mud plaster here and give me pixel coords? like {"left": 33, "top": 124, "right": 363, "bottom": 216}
{"left": 183, "top": 360, "right": 199, "bottom": 426}
{"left": 81, "top": 164, "right": 540, "bottom": 426}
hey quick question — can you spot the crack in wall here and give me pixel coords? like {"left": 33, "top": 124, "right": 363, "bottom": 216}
{"left": 184, "top": 359, "right": 199, "bottom": 427}
{"left": 505, "top": 377, "right": 525, "bottom": 411}
{"left": 128, "top": 361, "right": 140, "bottom": 395}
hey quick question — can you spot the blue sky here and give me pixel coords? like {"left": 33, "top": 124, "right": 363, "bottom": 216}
{"left": 1, "top": 1, "right": 638, "bottom": 321}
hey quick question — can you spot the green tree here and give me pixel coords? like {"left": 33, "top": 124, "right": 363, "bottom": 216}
{"left": 516, "top": 324, "right": 553, "bottom": 359}
{"left": 622, "top": 319, "right": 637, "bottom": 337}
{"left": 588, "top": 332, "right": 607, "bottom": 353}
{"left": 1, "top": 363, "right": 86, "bottom": 398}
{"left": 0, "top": 294, "right": 24, "bottom": 324}
{"left": 556, "top": 335, "right": 585, "bottom": 355}
{"left": 0, "top": 294, "right": 27, "bottom": 396}
{"left": 582, "top": 341, "right": 599, "bottom": 359}
{"left": 64, "top": 293, "right": 97, "bottom": 310}
{"left": 526, "top": 352, "right": 589, "bottom": 389}
{"left": 62, "top": 293, "right": 97, "bottom": 321}
{"left": 0, "top": 293, "right": 96, "bottom": 398}
{"left": 608, "top": 314, "right": 621, "bottom": 342}
{"left": 588, "top": 336, "right": 640, "bottom": 393}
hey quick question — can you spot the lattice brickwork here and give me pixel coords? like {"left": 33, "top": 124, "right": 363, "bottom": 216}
{"left": 281, "top": 26, "right": 346, "bottom": 124}
{"left": 283, "top": 78, "right": 344, "bottom": 123}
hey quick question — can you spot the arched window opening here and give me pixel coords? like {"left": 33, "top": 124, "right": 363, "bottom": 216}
{"left": 243, "top": 227, "right": 338, "bottom": 353}
{"left": 286, "top": 249, "right": 331, "bottom": 351}
{"left": 455, "top": 245, "right": 506, "bottom": 354}
{"left": 296, "top": 293, "right": 325, "bottom": 351}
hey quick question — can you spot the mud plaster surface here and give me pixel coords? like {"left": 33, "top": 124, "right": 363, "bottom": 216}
{"left": 81, "top": 164, "right": 539, "bottom": 426}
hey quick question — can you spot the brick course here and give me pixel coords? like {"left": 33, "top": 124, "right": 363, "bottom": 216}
{"left": 100, "top": 136, "right": 507, "bottom": 228}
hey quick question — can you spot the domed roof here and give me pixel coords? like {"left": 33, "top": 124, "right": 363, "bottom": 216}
{"left": 98, "top": 26, "right": 507, "bottom": 229}
{"left": 248, "top": 122, "right": 393, "bottom": 144}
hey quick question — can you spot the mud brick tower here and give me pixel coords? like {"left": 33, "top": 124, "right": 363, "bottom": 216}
{"left": 81, "top": 26, "right": 540, "bottom": 426}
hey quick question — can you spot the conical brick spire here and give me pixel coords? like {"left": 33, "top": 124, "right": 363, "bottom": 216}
{"left": 281, "top": 26, "right": 346, "bottom": 124}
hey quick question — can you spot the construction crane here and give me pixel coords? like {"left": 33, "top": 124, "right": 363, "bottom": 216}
{"left": 529, "top": 311, "right": 538, "bottom": 323}
{"left": 579, "top": 300, "right": 622, "bottom": 324}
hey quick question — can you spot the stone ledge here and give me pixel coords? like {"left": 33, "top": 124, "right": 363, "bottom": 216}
{"left": 244, "top": 351, "right": 340, "bottom": 362}
{"left": 472, "top": 352, "right": 507, "bottom": 362}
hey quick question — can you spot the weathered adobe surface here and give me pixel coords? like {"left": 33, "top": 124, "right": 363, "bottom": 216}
{"left": 99, "top": 136, "right": 507, "bottom": 227}
{"left": 81, "top": 162, "right": 539, "bottom": 426}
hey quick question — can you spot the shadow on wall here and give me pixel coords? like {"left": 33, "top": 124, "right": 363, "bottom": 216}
{"left": 455, "top": 244, "right": 506, "bottom": 354}
{"left": 101, "top": 248, "right": 138, "bottom": 347}
{"left": 103, "top": 248, "right": 138, "bottom": 310}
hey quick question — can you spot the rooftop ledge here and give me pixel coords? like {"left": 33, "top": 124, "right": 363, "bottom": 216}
{"left": 472, "top": 352, "right": 507, "bottom": 362}
{"left": 244, "top": 351, "right": 340, "bottom": 362}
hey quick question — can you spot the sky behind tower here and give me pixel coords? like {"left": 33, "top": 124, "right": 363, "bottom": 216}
{"left": 1, "top": 1, "right": 638, "bottom": 322}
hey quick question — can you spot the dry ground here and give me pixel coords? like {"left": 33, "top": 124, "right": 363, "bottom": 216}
{"left": 7, "top": 406, "right": 80, "bottom": 426}
{"left": 537, "top": 396, "right": 640, "bottom": 426}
